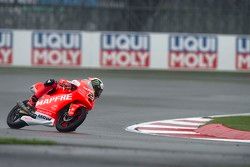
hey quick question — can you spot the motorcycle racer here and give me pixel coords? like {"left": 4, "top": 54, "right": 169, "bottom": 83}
{"left": 18, "top": 78, "right": 104, "bottom": 118}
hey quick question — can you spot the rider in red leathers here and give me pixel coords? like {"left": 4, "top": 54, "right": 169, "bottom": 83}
{"left": 18, "top": 78, "right": 104, "bottom": 118}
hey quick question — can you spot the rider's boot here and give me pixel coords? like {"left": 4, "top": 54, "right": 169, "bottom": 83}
{"left": 17, "top": 97, "right": 37, "bottom": 119}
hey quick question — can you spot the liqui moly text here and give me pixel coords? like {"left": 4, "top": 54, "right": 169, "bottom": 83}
{"left": 32, "top": 31, "right": 81, "bottom": 66}
{"left": 236, "top": 37, "right": 250, "bottom": 70}
{"left": 0, "top": 31, "right": 13, "bottom": 65}
{"left": 169, "top": 35, "right": 218, "bottom": 69}
{"left": 100, "top": 33, "right": 150, "bottom": 67}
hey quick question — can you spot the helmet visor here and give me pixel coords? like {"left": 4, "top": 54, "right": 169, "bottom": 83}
{"left": 95, "top": 88, "right": 103, "bottom": 98}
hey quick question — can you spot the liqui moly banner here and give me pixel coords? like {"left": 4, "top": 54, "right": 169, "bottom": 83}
{"left": 32, "top": 31, "right": 81, "bottom": 66}
{"left": 100, "top": 33, "right": 150, "bottom": 68}
{"left": 169, "top": 35, "right": 218, "bottom": 70}
{"left": 236, "top": 37, "right": 250, "bottom": 70}
{"left": 0, "top": 30, "right": 13, "bottom": 65}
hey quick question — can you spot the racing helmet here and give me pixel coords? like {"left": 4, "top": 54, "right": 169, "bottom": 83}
{"left": 89, "top": 78, "right": 104, "bottom": 98}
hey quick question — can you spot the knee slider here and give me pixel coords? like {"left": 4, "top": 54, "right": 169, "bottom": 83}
{"left": 44, "top": 79, "right": 56, "bottom": 86}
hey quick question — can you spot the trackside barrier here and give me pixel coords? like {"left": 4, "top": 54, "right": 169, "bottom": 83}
{"left": 0, "top": 29, "right": 249, "bottom": 72}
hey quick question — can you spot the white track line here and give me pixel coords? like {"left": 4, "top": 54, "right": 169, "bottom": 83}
{"left": 141, "top": 131, "right": 198, "bottom": 134}
{"left": 210, "top": 113, "right": 250, "bottom": 118}
{"left": 158, "top": 120, "right": 204, "bottom": 126}
{"left": 125, "top": 115, "right": 250, "bottom": 143}
{"left": 137, "top": 125, "right": 197, "bottom": 129}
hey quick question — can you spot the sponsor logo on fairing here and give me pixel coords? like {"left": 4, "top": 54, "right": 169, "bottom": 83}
{"left": 37, "top": 114, "right": 52, "bottom": 121}
{"left": 32, "top": 31, "right": 81, "bottom": 66}
{"left": 100, "top": 33, "right": 150, "bottom": 67}
{"left": 169, "top": 35, "right": 218, "bottom": 69}
{"left": 0, "top": 30, "right": 13, "bottom": 65}
{"left": 36, "top": 94, "right": 72, "bottom": 106}
{"left": 236, "top": 37, "right": 250, "bottom": 70}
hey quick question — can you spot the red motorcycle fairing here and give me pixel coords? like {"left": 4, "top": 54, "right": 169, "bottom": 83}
{"left": 68, "top": 103, "right": 85, "bottom": 117}
{"left": 32, "top": 80, "right": 94, "bottom": 124}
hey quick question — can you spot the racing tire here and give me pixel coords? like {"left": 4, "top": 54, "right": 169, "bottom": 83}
{"left": 56, "top": 107, "right": 87, "bottom": 132}
{"left": 7, "top": 101, "right": 28, "bottom": 129}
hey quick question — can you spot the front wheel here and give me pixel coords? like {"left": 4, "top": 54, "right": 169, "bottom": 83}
{"left": 56, "top": 107, "right": 87, "bottom": 132}
{"left": 7, "top": 101, "right": 28, "bottom": 129}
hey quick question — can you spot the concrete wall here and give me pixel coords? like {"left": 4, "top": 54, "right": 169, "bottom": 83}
{"left": 0, "top": 29, "right": 250, "bottom": 72}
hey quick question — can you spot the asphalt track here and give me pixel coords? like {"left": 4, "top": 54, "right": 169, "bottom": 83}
{"left": 0, "top": 67, "right": 250, "bottom": 167}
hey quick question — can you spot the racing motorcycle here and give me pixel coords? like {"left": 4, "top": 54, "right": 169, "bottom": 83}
{"left": 7, "top": 80, "right": 93, "bottom": 132}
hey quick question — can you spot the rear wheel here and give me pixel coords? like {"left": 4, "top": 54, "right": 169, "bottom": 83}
{"left": 56, "top": 107, "right": 87, "bottom": 132}
{"left": 7, "top": 101, "right": 28, "bottom": 129}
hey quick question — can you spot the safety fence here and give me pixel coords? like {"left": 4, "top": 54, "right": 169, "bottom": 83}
{"left": 0, "top": 0, "right": 250, "bottom": 34}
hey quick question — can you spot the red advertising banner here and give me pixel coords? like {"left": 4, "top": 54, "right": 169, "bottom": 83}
{"left": 100, "top": 33, "right": 150, "bottom": 68}
{"left": 236, "top": 37, "right": 250, "bottom": 70}
{"left": 169, "top": 35, "right": 218, "bottom": 70}
{"left": 0, "top": 30, "right": 13, "bottom": 65}
{"left": 32, "top": 31, "right": 81, "bottom": 66}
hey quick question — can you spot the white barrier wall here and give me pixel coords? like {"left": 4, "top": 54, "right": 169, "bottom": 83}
{"left": 0, "top": 29, "right": 250, "bottom": 72}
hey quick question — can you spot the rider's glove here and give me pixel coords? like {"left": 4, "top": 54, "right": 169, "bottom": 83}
{"left": 59, "top": 81, "right": 72, "bottom": 90}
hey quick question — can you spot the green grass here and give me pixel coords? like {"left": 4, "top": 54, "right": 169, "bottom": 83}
{"left": 0, "top": 137, "right": 57, "bottom": 145}
{"left": 209, "top": 116, "right": 250, "bottom": 131}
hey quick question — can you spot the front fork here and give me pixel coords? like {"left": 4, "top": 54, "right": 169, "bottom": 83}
{"left": 68, "top": 103, "right": 85, "bottom": 117}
